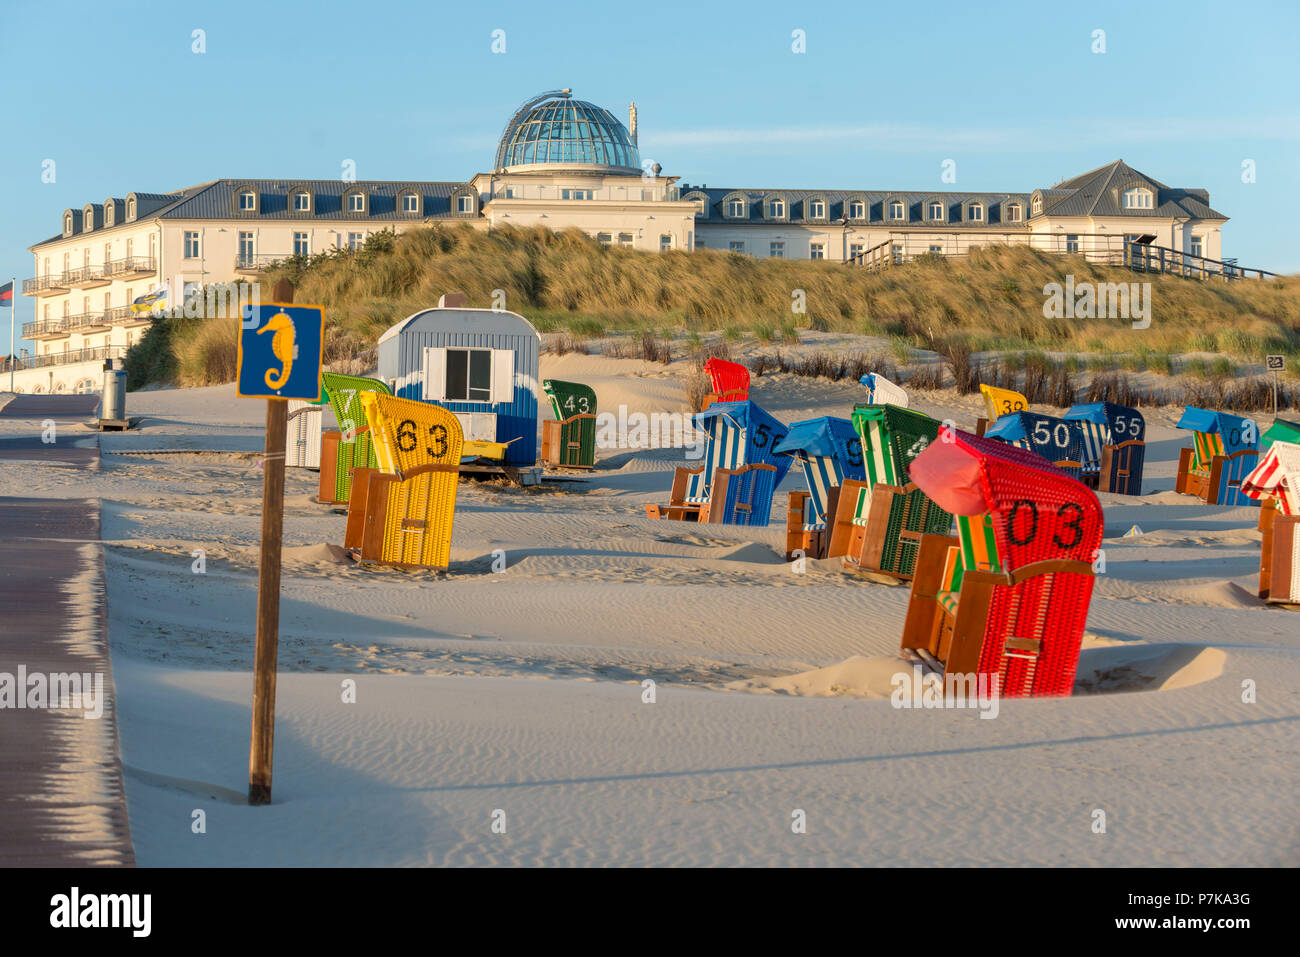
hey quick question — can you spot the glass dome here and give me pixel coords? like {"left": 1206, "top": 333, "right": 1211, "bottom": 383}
{"left": 494, "top": 90, "right": 640, "bottom": 173}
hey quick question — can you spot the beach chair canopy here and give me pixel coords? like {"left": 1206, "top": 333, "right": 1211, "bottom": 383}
{"left": 693, "top": 400, "right": 792, "bottom": 475}
{"left": 908, "top": 430, "right": 1100, "bottom": 569}
{"left": 980, "top": 383, "right": 1028, "bottom": 421}
{"left": 542, "top": 379, "right": 596, "bottom": 419}
{"left": 774, "top": 417, "right": 866, "bottom": 528}
{"left": 851, "top": 403, "right": 941, "bottom": 490}
{"left": 859, "top": 373, "right": 909, "bottom": 408}
{"left": 323, "top": 372, "right": 392, "bottom": 434}
{"left": 1175, "top": 407, "right": 1258, "bottom": 452}
{"left": 985, "top": 411, "right": 1085, "bottom": 466}
{"left": 1064, "top": 402, "right": 1145, "bottom": 442}
{"left": 1261, "top": 418, "right": 1300, "bottom": 451}
{"left": 1242, "top": 440, "right": 1300, "bottom": 514}
{"left": 703, "top": 358, "right": 750, "bottom": 400}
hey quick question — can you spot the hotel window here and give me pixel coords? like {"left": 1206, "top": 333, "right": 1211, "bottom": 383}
{"left": 892, "top": 243, "right": 904, "bottom": 263}
{"left": 617, "top": 233, "right": 634, "bottom": 247}
{"left": 659, "top": 234, "right": 673, "bottom": 252}
{"left": 889, "top": 200, "right": 904, "bottom": 220}
{"left": 503, "top": 187, "right": 517, "bottom": 199}
{"left": 596, "top": 232, "right": 612, "bottom": 245}
{"left": 444, "top": 348, "right": 493, "bottom": 402}
{"left": 348, "top": 193, "right": 367, "bottom": 212}
{"left": 127, "top": 198, "right": 136, "bottom": 219}
{"left": 929, "top": 244, "right": 943, "bottom": 254}
{"left": 690, "top": 195, "right": 706, "bottom": 215}
{"left": 967, "top": 203, "right": 983, "bottom": 222}
{"left": 294, "top": 232, "right": 310, "bottom": 257}
{"left": 401, "top": 193, "right": 419, "bottom": 213}
{"left": 456, "top": 194, "right": 474, "bottom": 212}
{"left": 43, "top": 304, "right": 50, "bottom": 320}
{"left": 810, "top": 243, "right": 825, "bottom": 260}
{"left": 770, "top": 241, "right": 785, "bottom": 259}
{"left": 808, "top": 200, "right": 826, "bottom": 219}
{"left": 560, "top": 189, "right": 591, "bottom": 200}
{"left": 238, "top": 232, "right": 255, "bottom": 263}
{"left": 293, "top": 191, "right": 311, "bottom": 212}
{"left": 849, "top": 201, "right": 865, "bottom": 220}
{"left": 347, "top": 232, "right": 364, "bottom": 250}
{"left": 1032, "top": 197, "right": 1042, "bottom": 215}
{"left": 929, "top": 202, "right": 945, "bottom": 221}
{"left": 84, "top": 249, "right": 91, "bottom": 268}
{"left": 104, "top": 243, "right": 111, "bottom": 264}
{"left": 184, "top": 231, "right": 200, "bottom": 258}
{"left": 1065, "top": 234, "right": 1079, "bottom": 253}
{"left": 728, "top": 198, "right": 746, "bottom": 218}
{"left": 238, "top": 190, "right": 256, "bottom": 210}
{"left": 1005, "top": 203, "right": 1022, "bottom": 222}
{"left": 105, "top": 206, "right": 113, "bottom": 226}
{"left": 729, "top": 241, "right": 745, "bottom": 254}
{"left": 1190, "top": 235, "right": 1204, "bottom": 258}
{"left": 768, "top": 199, "right": 785, "bottom": 219}
{"left": 64, "top": 213, "right": 73, "bottom": 234}
{"left": 82, "top": 296, "right": 90, "bottom": 315}
{"left": 63, "top": 252, "right": 71, "bottom": 271}
{"left": 1122, "top": 188, "right": 1153, "bottom": 209}
{"left": 849, "top": 243, "right": 863, "bottom": 259}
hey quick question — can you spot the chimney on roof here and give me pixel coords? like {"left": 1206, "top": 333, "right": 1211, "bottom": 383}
{"left": 438, "top": 292, "right": 468, "bottom": 308}
{"left": 629, "top": 102, "right": 638, "bottom": 146}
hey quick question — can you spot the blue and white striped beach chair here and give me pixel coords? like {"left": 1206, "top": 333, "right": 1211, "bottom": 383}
{"left": 774, "top": 417, "right": 866, "bottom": 558}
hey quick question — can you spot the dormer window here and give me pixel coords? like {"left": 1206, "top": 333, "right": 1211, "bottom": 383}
{"left": 83, "top": 206, "right": 94, "bottom": 232}
{"left": 928, "top": 201, "right": 945, "bottom": 222}
{"left": 126, "top": 197, "right": 136, "bottom": 220}
{"left": 1032, "top": 196, "right": 1042, "bottom": 215}
{"left": 1122, "top": 187, "right": 1153, "bottom": 209}
{"left": 848, "top": 200, "right": 865, "bottom": 220}
{"left": 400, "top": 192, "right": 421, "bottom": 214}
{"left": 1005, "top": 203, "right": 1022, "bottom": 222}
{"left": 966, "top": 202, "right": 984, "bottom": 222}
{"left": 767, "top": 198, "right": 785, "bottom": 219}
{"left": 456, "top": 194, "right": 474, "bottom": 213}
{"left": 292, "top": 191, "right": 311, "bottom": 212}
{"left": 727, "top": 197, "right": 747, "bottom": 218}
{"left": 345, "top": 189, "right": 368, "bottom": 213}
{"left": 104, "top": 204, "right": 114, "bottom": 227}
{"left": 807, "top": 198, "right": 826, "bottom": 220}
{"left": 238, "top": 190, "right": 256, "bottom": 211}
{"left": 64, "top": 212, "right": 73, "bottom": 235}
{"left": 683, "top": 192, "right": 708, "bottom": 217}
{"left": 889, "top": 200, "right": 905, "bottom": 221}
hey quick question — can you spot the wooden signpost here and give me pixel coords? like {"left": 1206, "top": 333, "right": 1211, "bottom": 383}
{"left": 1267, "top": 355, "right": 1285, "bottom": 417}
{"left": 237, "top": 279, "right": 325, "bottom": 805}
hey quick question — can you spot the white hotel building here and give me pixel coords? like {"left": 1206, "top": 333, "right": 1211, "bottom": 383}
{"left": 11, "top": 89, "right": 1231, "bottom": 394}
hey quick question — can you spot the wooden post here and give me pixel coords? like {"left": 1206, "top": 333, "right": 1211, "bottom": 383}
{"left": 248, "top": 278, "right": 294, "bottom": 805}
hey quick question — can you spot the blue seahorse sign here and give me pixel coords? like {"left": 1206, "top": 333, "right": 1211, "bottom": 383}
{"left": 237, "top": 302, "right": 324, "bottom": 401}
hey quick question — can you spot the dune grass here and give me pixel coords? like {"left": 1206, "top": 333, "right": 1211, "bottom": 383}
{"left": 138, "top": 222, "right": 1300, "bottom": 388}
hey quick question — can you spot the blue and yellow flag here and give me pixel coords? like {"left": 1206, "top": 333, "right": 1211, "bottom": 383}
{"left": 132, "top": 286, "right": 168, "bottom": 313}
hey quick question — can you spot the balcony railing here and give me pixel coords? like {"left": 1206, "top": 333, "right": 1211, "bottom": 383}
{"left": 488, "top": 185, "right": 682, "bottom": 203}
{"left": 22, "top": 318, "right": 71, "bottom": 339}
{"left": 22, "top": 306, "right": 156, "bottom": 339}
{"left": 235, "top": 253, "right": 284, "bottom": 271}
{"left": 103, "top": 256, "right": 157, "bottom": 277}
{"left": 66, "top": 265, "right": 110, "bottom": 287}
{"left": 1, "top": 345, "right": 129, "bottom": 373}
{"left": 21, "top": 275, "right": 69, "bottom": 296}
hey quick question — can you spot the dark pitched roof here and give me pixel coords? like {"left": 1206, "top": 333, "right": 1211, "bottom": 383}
{"left": 1038, "top": 159, "right": 1226, "bottom": 219}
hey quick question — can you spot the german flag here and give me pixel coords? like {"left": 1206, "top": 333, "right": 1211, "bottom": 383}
{"left": 0, "top": 280, "right": 13, "bottom": 308}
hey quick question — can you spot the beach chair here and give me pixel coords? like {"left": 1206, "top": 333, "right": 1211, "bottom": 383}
{"left": 541, "top": 379, "right": 597, "bottom": 469}
{"left": 984, "top": 411, "right": 1087, "bottom": 481}
{"left": 285, "top": 399, "right": 324, "bottom": 469}
{"left": 772, "top": 417, "right": 867, "bottom": 559}
{"left": 1241, "top": 440, "right": 1300, "bottom": 604}
{"left": 701, "top": 357, "right": 750, "bottom": 410}
{"left": 860, "top": 373, "right": 909, "bottom": 408}
{"left": 976, "top": 384, "right": 1028, "bottom": 436}
{"left": 827, "top": 404, "right": 953, "bottom": 578}
{"left": 644, "top": 400, "right": 791, "bottom": 525}
{"left": 319, "top": 372, "right": 392, "bottom": 504}
{"left": 1174, "top": 407, "right": 1259, "bottom": 506}
{"left": 1064, "top": 402, "right": 1146, "bottom": 495}
{"left": 341, "top": 392, "right": 464, "bottom": 570}
{"left": 899, "top": 431, "right": 1103, "bottom": 697}
{"left": 1260, "top": 418, "right": 1300, "bottom": 452}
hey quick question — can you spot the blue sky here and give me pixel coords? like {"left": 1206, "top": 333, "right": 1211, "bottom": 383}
{"left": 3, "top": 0, "right": 1298, "bottom": 352}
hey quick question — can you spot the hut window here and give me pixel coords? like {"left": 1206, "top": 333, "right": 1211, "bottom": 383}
{"left": 445, "top": 348, "right": 493, "bottom": 402}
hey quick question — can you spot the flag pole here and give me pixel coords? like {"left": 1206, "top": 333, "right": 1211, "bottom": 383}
{"left": 8, "top": 277, "right": 15, "bottom": 393}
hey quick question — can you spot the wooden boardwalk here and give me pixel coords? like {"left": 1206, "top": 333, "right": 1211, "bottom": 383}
{"left": 0, "top": 395, "right": 133, "bottom": 865}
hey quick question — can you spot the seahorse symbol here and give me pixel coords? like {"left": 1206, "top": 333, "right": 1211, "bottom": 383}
{"left": 257, "top": 311, "right": 296, "bottom": 390}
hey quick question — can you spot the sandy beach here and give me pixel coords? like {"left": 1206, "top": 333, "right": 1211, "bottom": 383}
{"left": 1, "top": 345, "right": 1295, "bottom": 867}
